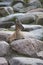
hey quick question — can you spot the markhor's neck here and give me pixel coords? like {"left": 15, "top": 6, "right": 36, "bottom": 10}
{"left": 15, "top": 24, "right": 24, "bottom": 39}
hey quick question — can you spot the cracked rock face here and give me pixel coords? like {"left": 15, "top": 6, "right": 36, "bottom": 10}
{"left": 11, "top": 38, "right": 43, "bottom": 57}
{"left": 9, "top": 57, "right": 43, "bottom": 65}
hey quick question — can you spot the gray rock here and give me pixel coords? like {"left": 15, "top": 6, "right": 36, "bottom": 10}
{"left": 3, "top": 0, "right": 12, "bottom": 2}
{"left": 11, "top": 38, "right": 43, "bottom": 57}
{"left": 28, "top": 8, "right": 43, "bottom": 12}
{"left": 0, "top": 27, "right": 43, "bottom": 41}
{"left": 13, "top": 3, "right": 24, "bottom": 12}
{"left": 26, "top": 12, "right": 43, "bottom": 25}
{"left": 0, "top": 13, "right": 24, "bottom": 24}
{"left": 36, "top": 14, "right": 43, "bottom": 25}
{"left": 12, "top": 1, "right": 36, "bottom": 12}
{"left": 37, "top": 51, "right": 43, "bottom": 58}
{"left": 28, "top": 0, "right": 42, "bottom": 8}
{"left": 9, "top": 57, "right": 43, "bottom": 65}
{"left": 0, "top": 41, "right": 10, "bottom": 56}
{"left": 0, "top": 13, "right": 35, "bottom": 25}
{"left": 0, "top": 30, "right": 14, "bottom": 41}
{"left": 17, "top": 14, "right": 36, "bottom": 24}
{"left": 0, "top": 28, "right": 9, "bottom": 41}
{"left": 0, "top": 21, "right": 14, "bottom": 28}
{"left": 0, "top": 57, "right": 8, "bottom": 65}
{"left": 4, "top": 7, "right": 14, "bottom": 14}
{"left": 24, "top": 28, "right": 43, "bottom": 41}
{"left": 0, "top": 7, "right": 14, "bottom": 28}
{"left": 0, "top": 7, "right": 8, "bottom": 17}
{"left": 0, "top": 2, "right": 11, "bottom": 6}
{"left": 11, "top": 25, "right": 42, "bottom": 31}
{"left": 13, "top": 0, "right": 42, "bottom": 12}
{"left": 0, "top": 7, "right": 14, "bottom": 16}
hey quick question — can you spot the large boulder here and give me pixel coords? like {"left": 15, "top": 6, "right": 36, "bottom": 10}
{"left": 13, "top": 3, "right": 24, "bottom": 12}
{"left": 13, "top": 0, "right": 42, "bottom": 12}
{"left": 28, "top": 0, "right": 42, "bottom": 8}
{"left": 0, "top": 7, "right": 14, "bottom": 28}
{"left": 0, "top": 13, "right": 35, "bottom": 25}
{"left": 11, "top": 25, "right": 42, "bottom": 31}
{"left": 0, "top": 57, "right": 8, "bottom": 65}
{"left": 0, "top": 7, "right": 14, "bottom": 17}
{"left": 13, "top": 4, "right": 35, "bottom": 13}
{"left": 27, "top": 12, "right": 43, "bottom": 25}
{"left": 24, "top": 28, "right": 43, "bottom": 41}
{"left": 37, "top": 51, "right": 43, "bottom": 58}
{"left": 11, "top": 38, "right": 43, "bottom": 57}
{"left": 0, "top": 41, "right": 10, "bottom": 56}
{"left": 17, "top": 14, "right": 36, "bottom": 24}
{"left": 0, "top": 30, "right": 14, "bottom": 41}
{"left": 0, "top": 2, "right": 11, "bottom": 6}
{"left": 0, "top": 21, "right": 14, "bottom": 28}
{"left": 0, "top": 27, "right": 43, "bottom": 41}
{"left": 9, "top": 57, "right": 43, "bottom": 65}
{"left": 0, "top": 7, "right": 8, "bottom": 17}
{"left": 36, "top": 14, "right": 43, "bottom": 25}
{"left": 0, "top": 13, "right": 24, "bottom": 23}
{"left": 28, "top": 8, "right": 43, "bottom": 12}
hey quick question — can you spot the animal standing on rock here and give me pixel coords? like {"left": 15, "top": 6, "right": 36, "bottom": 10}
{"left": 7, "top": 19, "right": 24, "bottom": 43}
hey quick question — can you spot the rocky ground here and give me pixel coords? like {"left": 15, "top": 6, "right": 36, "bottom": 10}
{"left": 0, "top": 0, "right": 43, "bottom": 65}
{"left": 0, "top": 25, "right": 43, "bottom": 65}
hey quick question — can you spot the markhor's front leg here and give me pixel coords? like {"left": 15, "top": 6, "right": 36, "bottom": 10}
{"left": 7, "top": 31, "right": 24, "bottom": 43}
{"left": 7, "top": 32, "right": 16, "bottom": 43}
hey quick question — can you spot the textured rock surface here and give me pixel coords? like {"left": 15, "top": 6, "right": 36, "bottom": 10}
{"left": 23, "top": 28, "right": 43, "bottom": 41}
{"left": 0, "top": 7, "right": 14, "bottom": 17}
{"left": 11, "top": 25, "right": 42, "bottom": 31}
{"left": 0, "top": 57, "right": 8, "bottom": 65}
{"left": 28, "top": 0, "right": 42, "bottom": 8}
{"left": 36, "top": 14, "right": 43, "bottom": 25}
{"left": 0, "top": 0, "right": 43, "bottom": 64}
{"left": 11, "top": 38, "right": 43, "bottom": 57}
{"left": 0, "top": 21, "right": 14, "bottom": 28}
{"left": 0, "top": 31, "right": 14, "bottom": 41}
{"left": 13, "top": 0, "right": 42, "bottom": 12}
{"left": 26, "top": 12, "right": 43, "bottom": 25}
{"left": 0, "top": 41, "right": 10, "bottom": 56}
{"left": 0, "top": 27, "right": 43, "bottom": 41}
{"left": 28, "top": 8, "right": 43, "bottom": 12}
{"left": 0, "top": 7, "right": 14, "bottom": 28}
{"left": 17, "top": 14, "right": 36, "bottom": 24}
{"left": 37, "top": 51, "right": 43, "bottom": 58}
{"left": 13, "top": 3, "right": 24, "bottom": 12}
{"left": 9, "top": 57, "right": 43, "bottom": 65}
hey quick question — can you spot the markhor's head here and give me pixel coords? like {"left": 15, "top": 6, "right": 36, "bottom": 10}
{"left": 15, "top": 18, "right": 24, "bottom": 30}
